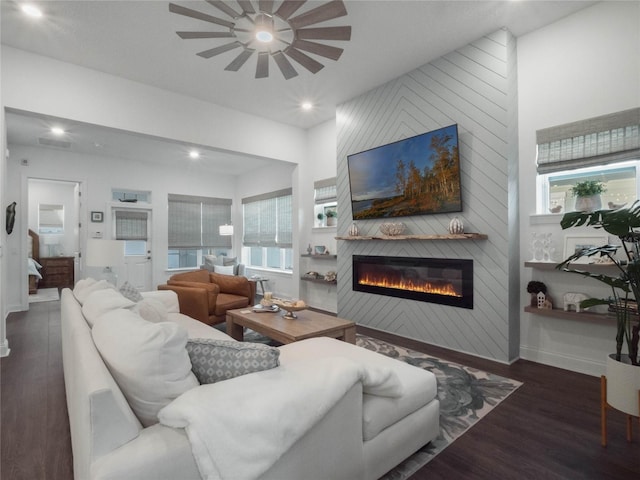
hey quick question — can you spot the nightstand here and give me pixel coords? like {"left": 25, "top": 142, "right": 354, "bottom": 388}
{"left": 39, "top": 256, "right": 75, "bottom": 289}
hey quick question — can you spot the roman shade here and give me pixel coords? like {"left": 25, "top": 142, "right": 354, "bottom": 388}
{"left": 314, "top": 177, "right": 337, "bottom": 204}
{"left": 115, "top": 210, "right": 148, "bottom": 241}
{"left": 242, "top": 188, "right": 292, "bottom": 248}
{"left": 536, "top": 107, "right": 640, "bottom": 174}
{"left": 168, "top": 194, "right": 232, "bottom": 249}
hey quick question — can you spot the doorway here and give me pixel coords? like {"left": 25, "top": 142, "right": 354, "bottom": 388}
{"left": 113, "top": 208, "right": 152, "bottom": 291}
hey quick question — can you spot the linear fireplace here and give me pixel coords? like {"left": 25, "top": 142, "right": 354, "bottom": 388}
{"left": 352, "top": 255, "right": 473, "bottom": 309}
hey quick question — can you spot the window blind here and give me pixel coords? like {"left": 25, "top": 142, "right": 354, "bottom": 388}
{"left": 115, "top": 210, "right": 148, "bottom": 241}
{"left": 242, "top": 188, "right": 293, "bottom": 248}
{"left": 314, "top": 177, "right": 337, "bottom": 204}
{"left": 168, "top": 194, "right": 231, "bottom": 249}
{"left": 536, "top": 108, "right": 640, "bottom": 174}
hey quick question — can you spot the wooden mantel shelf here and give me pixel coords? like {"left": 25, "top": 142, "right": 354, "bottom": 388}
{"left": 336, "top": 233, "right": 488, "bottom": 241}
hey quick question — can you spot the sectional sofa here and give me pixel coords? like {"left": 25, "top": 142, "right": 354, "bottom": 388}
{"left": 61, "top": 281, "right": 440, "bottom": 480}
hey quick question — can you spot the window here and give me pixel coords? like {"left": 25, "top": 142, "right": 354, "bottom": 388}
{"left": 167, "top": 194, "right": 232, "bottom": 269}
{"left": 536, "top": 108, "right": 640, "bottom": 214}
{"left": 242, "top": 188, "right": 292, "bottom": 271}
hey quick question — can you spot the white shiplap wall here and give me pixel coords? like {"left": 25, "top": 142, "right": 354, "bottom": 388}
{"left": 336, "top": 30, "right": 520, "bottom": 363}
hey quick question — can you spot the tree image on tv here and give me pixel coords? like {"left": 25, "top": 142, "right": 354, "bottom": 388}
{"left": 350, "top": 126, "right": 462, "bottom": 220}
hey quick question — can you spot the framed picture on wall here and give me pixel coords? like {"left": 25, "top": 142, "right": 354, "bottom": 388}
{"left": 563, "top": 234, "right": 608, "bottom": 264}
{"left": 91, "top": 211, "right": 103, "bottom": 223}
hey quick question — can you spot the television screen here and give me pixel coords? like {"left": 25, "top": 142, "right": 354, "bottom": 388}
{"left": 347, "top": 124, "right": 462, "bottom": 220}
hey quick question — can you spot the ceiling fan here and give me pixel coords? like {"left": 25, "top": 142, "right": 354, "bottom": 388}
{"left": 169, "top": 0, "right": 352, "bottom": 80}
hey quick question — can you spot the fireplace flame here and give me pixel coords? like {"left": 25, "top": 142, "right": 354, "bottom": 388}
{"left": 358, "top": 273, "right": 461, "bottom": 297}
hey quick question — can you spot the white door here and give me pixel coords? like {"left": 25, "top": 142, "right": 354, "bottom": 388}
{"left": 114, "top": 208, "right": 152, "bottom": 291}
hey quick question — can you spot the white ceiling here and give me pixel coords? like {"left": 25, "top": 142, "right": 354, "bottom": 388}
{"left": 2, "top": 0, "right": 596, "bottom": 173}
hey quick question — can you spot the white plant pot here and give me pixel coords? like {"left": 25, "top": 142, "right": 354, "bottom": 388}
{"left": 605, "top": 354, "right": 640, "bottom": 417}
{"left": 574, "top": 194, "right": 602, "bottom": 212}
{"left": 326, "top": 216, "right": 336, "bottom": 227}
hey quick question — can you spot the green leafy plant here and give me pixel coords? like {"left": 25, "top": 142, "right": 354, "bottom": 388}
{"left": 325, "top": 210, "right": 337, "bottom": 218}
{"left": 569, "top": 180, "right": 606, "bottom": 197}
{"left": 558, "top": 201, "right": 640, "bottom": 365}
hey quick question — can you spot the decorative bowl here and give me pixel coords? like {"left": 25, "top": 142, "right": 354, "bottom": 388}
{"left": 271, "top": 299, "right": 307, "bottom": 319}
{"left": 379, "top": 222, "right": 406, "bottom": 236}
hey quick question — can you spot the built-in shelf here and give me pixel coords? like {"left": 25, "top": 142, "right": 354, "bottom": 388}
{"left": 301, "top": 277, "right": 336, "bottom": 285}
{"left": 524, "top": 305, "right": 614, "bottom": 323}
{"left": 301, "top": 254, "right": 337, "bottom": 259}
{"left": 336, "top": 233, "right": 488, "bottom": 241}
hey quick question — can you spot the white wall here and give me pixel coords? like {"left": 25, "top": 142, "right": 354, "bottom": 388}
{"left": 518, "top": 1, "right": 640, "bottom": 376}
{"left": 2, "top": 47, "right": 306, "bottom": 165}
{"left": 6, "top": 144, "right": 239, "bottom": 311}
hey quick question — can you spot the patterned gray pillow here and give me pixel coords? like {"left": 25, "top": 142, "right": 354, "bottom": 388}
{"left": 119, "top": 281, "right": 143, "bottom": 302}
{"left": 186, "top": 338, "right": 280, "bottom": 384}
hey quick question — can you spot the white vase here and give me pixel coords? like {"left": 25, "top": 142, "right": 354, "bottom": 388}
{"left": 448, "top": 217, "right": 464, "bottom": 234}
{"left": 605, "top": 354, "right": 640, "bottom": 417}
{"left": 348, "top": 222, "right": 359, "bottom": 236}
{"left": 575, "top": 194, "right": 602, "bottom": 213}
{"left": 326, "top": 216, "right": 336, "bottom": 227}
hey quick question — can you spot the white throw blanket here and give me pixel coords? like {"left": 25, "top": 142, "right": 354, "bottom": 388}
{"left": 158, "top": 356, "right": 403, "bottom": 480}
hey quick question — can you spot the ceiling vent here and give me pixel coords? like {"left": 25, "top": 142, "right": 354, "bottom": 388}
{"left": 38, "top": 137, "right": 72, "bottom": 149}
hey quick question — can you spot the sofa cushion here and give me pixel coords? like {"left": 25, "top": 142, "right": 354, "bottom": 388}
{"left": 186, "top": 338, "right": 280, "bottom": 384}
{"left": 73, "top": 278, "right": 116, "bottom": 305}
{"left": 141, "top": 290, "right": 180, "bottom": 314}
{"left": 278, "top": 337, "right": 438, "bottom": 441}
{"left": 82, "top": 288, "right": 136, "bottom": 327}
{"left": 132, "top": 298, "right": 169, "bottom": 323}
{"left": 209, "top": 272, "right": 249, "bottom": 296}
{"left": 92, "top": 309, "right": 199, "bottom": 427}
{"left": 213, "top": 265, "right": 235, "bottom": 276}
{"left": 213, "top": 293, "right": 251, "bottom": 317}
{"left": 119, "top": 281, "right": 144, "bottom": 302}
{"left": 168, "top": 313, "right": 237, "bottom": 341}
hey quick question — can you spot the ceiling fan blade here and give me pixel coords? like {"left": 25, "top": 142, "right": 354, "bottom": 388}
{"left": 225, "top": 48, "right": 254, "bottom": 71}
{"left": 256, "top": 51, "right": 269, "bottom": 78}
{"left": 272, "top": 51, "right": 298, "bottom": 79}
{"left": 288, "top": 0, "right": 347, "bottom": 29}
{"left": 297, "top": 26, "right": 351, "bottom": 41}
{"left": 274, "top": 0, "right": 306, "bottom": 20}
{"left": 205, "top": 0, "right": 241, "bottom": 19}
{"left": 258, "top": 0, "right": 274, "bottom": 14}
{"left": 291, "top": 39, "right": 343, "bottom": 61}
{"left": 236, "top": 0, "right": 256, "bottom": 14}
{"left": 197, "top": 41, "right": 242, "bottom": 59}
{"left": 169, "top": 3, "right": 235, "bottom": 29}
{"left": 284, "top": 46, "right": 324, "bottom": 74}
{"left": 177, "top": 31, "right": 235, "bottom": 39}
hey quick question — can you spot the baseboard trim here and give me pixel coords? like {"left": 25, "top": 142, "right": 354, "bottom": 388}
{"left": 0, "top": 339, "right": 10, "bottom": 357}
{"left": 520, "top": 345, "right": 605, "bottom": 377}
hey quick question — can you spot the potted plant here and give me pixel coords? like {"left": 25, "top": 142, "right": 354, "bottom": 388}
{"left": 558, "top": 201, "right": 640, "bottom": 423}
{"left": 325, "top": 210, "right": 337, "bottom": 227}
{"left": 316, "top": 212, "right": 324, "bottom": 227}
{"left": 569, "top": 180, "right": 606, "bottom": 212}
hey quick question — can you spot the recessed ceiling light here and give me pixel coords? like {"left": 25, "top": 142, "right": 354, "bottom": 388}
{"left": 51, "top": 127, "right": 65, "bottom": 136}
{"left": 301, "top": 102, "right": 313, "bottom": 111}
{"left": 189, "top": 150, "right": 200, "bottom": 159}
{"left": 21, "top": 4, "right": 43, "bottom": 18}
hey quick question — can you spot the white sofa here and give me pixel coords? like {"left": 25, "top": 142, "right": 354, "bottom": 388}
{"left": 61, "top": 285, "right": 440, "bottom": 480}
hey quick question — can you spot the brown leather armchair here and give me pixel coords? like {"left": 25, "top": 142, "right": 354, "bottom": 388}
{"left": 158, "top": 269, "right": 256, "bottom": 325}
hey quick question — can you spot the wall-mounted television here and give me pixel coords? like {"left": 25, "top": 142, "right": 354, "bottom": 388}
{"left": 347, "top": 124, "right": 462, "bottom": 220}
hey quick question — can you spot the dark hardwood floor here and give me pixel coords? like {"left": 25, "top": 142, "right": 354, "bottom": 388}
{"left": 1, "top": 301, "right": 638, "bottom": 480}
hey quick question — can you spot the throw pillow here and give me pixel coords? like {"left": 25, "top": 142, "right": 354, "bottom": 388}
{"left": 213, "top": 264, "right": 235, "bottom": 276}
{"left": 203, "top": 255, "right": 217, "bottom": 267}
{"left": 92, "top": 309, "right": 199, "bottom": 427}
{"left": 119, "top": 281, "right": 143, "bottom": 302}
{"left": 222, "top": 256, "right": 238, "bottom": 267}
{"left": 82, "top": 288, "right": 136, "bottom": 327}
{"left": 73, "top": 278, "right": 116, "bottom": 305}
{"left": 186, "top": 338, "right": 280, "bottom": 384}
{"left": 132, "top": 297, "right": 168, "bottom": 323}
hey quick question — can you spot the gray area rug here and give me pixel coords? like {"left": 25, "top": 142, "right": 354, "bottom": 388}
{"left": 28, "top": 287, "right": 60, "bottom": 303}
{"left": 356, "top": 335, "right": 522, "bottom": 480}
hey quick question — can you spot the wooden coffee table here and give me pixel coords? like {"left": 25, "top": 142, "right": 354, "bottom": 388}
{"left": 226, "top": 308, "right": 356, "bottom": 345}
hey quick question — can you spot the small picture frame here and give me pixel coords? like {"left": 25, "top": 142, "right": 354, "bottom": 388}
{"left": 91, "top": 211, "right": 104, "bottom": 223}
{"left": 314, "top": 245, "right": 327, "bottom": 255}
{"left": 563, "top": 234, "right": 608, "bottom": 264}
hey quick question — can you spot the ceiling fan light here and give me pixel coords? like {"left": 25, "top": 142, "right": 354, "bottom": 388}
{"left": 254, "top": 13, "right": 274, "bottom": 43}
